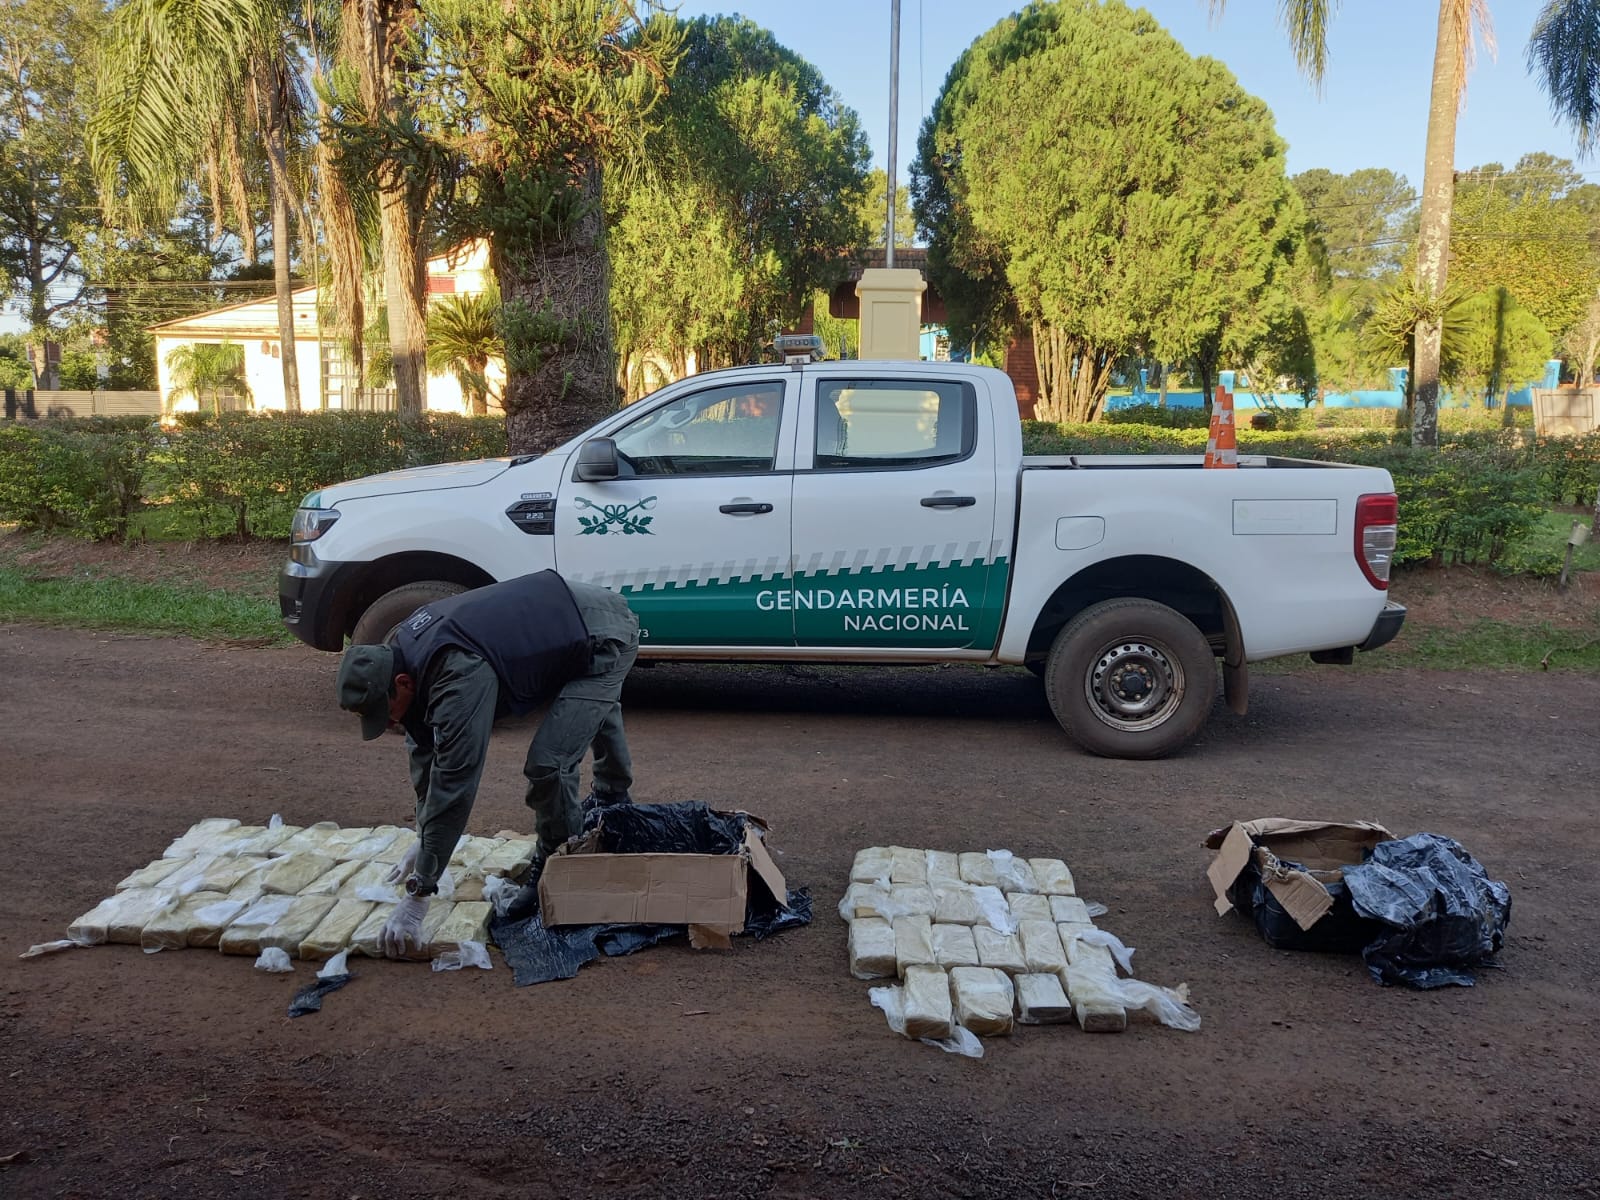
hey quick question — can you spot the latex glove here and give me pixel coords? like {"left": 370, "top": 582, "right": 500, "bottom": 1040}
{"left": 377, "top": 895, "right": 430, "bottom": 959}
{"left": 385, "top": 840, "right": 420, "bottom": 885}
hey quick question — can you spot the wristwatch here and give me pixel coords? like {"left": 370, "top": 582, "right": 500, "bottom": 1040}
{"left": 404, "top": 874, "right": 438, "bottom": 898}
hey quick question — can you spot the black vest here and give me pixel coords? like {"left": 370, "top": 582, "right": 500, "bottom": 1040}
{"left": 392, "top": 571, "right": 591, "bottom": 718}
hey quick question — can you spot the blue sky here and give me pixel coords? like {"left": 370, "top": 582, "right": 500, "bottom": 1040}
{"left": 675, "top": 0, "right": 1579, "bottom": 187}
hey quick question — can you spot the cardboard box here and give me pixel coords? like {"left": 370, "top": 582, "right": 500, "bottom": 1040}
{"left": 1204, "top": 818, "right": 1394, "bottom": 931}
{"left": 538, "top": 810, "right": 787, "bottom": 949}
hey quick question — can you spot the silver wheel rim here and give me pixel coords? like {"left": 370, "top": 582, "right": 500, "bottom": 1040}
{"left": 1083, "top": 638, "right": 1184, "bottom": 732}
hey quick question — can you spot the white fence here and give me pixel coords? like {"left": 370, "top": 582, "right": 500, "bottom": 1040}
{"left": 1531, "top": 389, "right": 1598, "bottom": 436}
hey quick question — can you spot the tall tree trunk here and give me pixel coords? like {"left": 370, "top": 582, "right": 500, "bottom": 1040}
{"left": 381, "top": 194, "right": 426, "bottom": 413}
{"left": 355, "top": 0, "right": 428, "bottom": 415}
{"left": 1412, "top": 2, "right": 1461, "bottom": 450}
{"left": 257, "top": 66, "right": 301, "bottom": 413}
{"left": 494, "top": 164, "right": 619, "bottom": 457}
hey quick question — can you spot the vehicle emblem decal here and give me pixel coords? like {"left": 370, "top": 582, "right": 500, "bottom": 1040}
{"left": 575, "top": 495, "right": 657, "bottom": 535}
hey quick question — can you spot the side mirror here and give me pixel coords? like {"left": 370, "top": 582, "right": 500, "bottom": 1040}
{"left": 574, "top": 437, "right": 620, "bottom": 482}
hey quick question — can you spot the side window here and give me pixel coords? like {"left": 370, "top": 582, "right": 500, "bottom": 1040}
{"left": 611, "top": 382, "right": 784, "bottom": 476}
{"left": 814, "top": 379, "right": 975, "bottom": 470}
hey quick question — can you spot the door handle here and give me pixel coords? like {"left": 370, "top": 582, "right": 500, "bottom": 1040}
{"left": 920, "top": 495, "right": 977, "bottom": 509}
{"left": 719, "top": 502, "right": 774, "bottom": 515}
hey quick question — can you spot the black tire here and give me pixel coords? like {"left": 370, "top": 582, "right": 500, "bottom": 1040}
{"left": 349, "top": 581, "right": 467, "bottom": 646}
{"left": 1043, "top": 598, "right": 1215, "bottom": 759}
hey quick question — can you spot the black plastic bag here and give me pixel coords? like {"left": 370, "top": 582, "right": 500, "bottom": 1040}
{"left": 489, "top": 911, "right": 604, "bottom": 986}
{"left": 1228, "top": 862, "right": 1382, "bottom": 954}
{"left": 288, "top": 971, "right": 354, "bottom": 1017}
{"left": 1342, "top": 833, "right": 1512, "bottom": 988}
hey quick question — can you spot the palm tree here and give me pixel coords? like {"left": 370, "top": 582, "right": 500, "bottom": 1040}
{"left": 92, "top": 0, "right": 307, "bottom": 411}
{"left": 1216, "top": 0, "right": 1600, "bottom": 447}
{"left": 426, "top": 287, "right": 502, "bottom": 416}
{"left": 165, "top": 342, "right": 251, "bottom": 415}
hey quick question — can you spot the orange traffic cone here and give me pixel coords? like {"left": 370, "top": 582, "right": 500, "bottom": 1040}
{"left": 1205, "top": 385, "right": 1237, "bottom": 469}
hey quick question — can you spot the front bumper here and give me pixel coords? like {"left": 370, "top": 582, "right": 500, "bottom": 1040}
{"left": 279, "top": 550, "right": 362, "bottom": 651}
{"left": 1357, "top": 600, "right": 1407, "bottom": 653}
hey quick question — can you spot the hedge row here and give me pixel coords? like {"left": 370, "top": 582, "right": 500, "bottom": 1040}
{"left": 0, "top": 411, "right": 1593, "bottom": 575}
{"left": 0, "top": 412, "right": 506, "bottom": 541}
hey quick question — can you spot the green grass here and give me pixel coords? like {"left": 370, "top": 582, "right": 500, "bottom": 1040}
{"left": 1523, "top": 509, "right": 1600, "bottom": 573}
{"left": 1369, "top": 618, "right": 1600, "bottom": 672}
{"left": 0, "top": 567, "right": 291, "bottom": 643}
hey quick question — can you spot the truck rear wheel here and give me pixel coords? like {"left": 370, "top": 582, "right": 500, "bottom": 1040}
{"left": 1044, "top": 598, "right": 1215, "bottom": 759}
{"left": 350, "top": 581, "right": 466, "bottom": 646}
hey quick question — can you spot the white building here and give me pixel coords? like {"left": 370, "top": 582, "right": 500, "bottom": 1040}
{"left": 148, "top": 242, "right": 503, "bottom": 416}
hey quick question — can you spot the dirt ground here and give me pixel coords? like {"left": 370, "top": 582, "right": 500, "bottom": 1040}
{"left": 3, "top": 624, "right": 1599, "bottom": 1200}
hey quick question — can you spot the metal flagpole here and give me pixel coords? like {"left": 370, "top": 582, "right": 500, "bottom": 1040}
{"left": 886, "top": 0, "right": 900, "bottom": 268}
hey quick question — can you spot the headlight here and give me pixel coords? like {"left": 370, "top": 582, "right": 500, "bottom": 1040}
{"left": 292, "top": 506, "right": 340, "bottom": 544}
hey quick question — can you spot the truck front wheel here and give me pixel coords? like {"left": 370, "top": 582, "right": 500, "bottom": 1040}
{"left": 1044, "top": 598, "right": 1215, "bottom": 759}
{"left": 350, "top": 581, "right": 467, "bottom": 646}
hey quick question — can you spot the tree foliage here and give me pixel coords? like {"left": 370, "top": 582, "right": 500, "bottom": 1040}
{"left": 165, "top": 340, "right": 250, "bottom": 414}
{"left": 1292, "top": 167, "right": 1416, "bottom": 281}
{"left": 913, "top": 1, "right": 1304, "bottom": 421}
{"left": 0, "top": 0, "right": 103, "bottom": 335}
{"left": 423, "top": 0, "right": 679, "bottom": 454}
{"left": 426, "top": 285, "right": 501, "bottom": 415}
{"left": 608, "top": 15, "right": 869, "bottom": 387}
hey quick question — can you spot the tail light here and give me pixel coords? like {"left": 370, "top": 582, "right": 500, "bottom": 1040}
{"left": 1355, "top": 493, "right": 1398, "bottom": 589}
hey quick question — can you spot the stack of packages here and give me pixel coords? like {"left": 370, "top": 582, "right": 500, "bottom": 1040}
{"left": 841, "top": 846, "right": 1199, "bottom": 1053}
{"left": 64, "top": 817, "right": 537, "bottom": 966}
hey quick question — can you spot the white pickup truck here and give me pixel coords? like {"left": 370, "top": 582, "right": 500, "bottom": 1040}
{"left": 279, "top": 359, "right": 1404, "bottom": 758}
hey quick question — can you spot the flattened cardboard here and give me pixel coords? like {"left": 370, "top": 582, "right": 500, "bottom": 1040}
{"left": 538, "top": 812, "right": 788, "bottom": 940}
{"left": 1204, "top": 818, "right": 1394, "bottom": 931}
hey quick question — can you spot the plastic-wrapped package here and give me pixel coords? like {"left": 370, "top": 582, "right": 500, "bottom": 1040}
{"left": 882, "top": 886, "right": 935, "bottom": 920}
{"left": 186, "top": 898, "right": 249, "bottom": 948}
{"left": 339, "top": 825, "right": 400, "bottom": 861}
{"left": 1029, "top": 858, "right": 1076, "bottom": 895}
{"left": 850, "top": 846, "right": 892, "bottom": 884}
{"left": 1074, "top": 927, "right": 1135, "bottom": 974}
{"left": 1015, "top": 972, "right": 1073, "bottom": 1024}
{"left": 314, "top": 826, "right": 371, "bottom": 861}
{"left": 451, "top": 874, "right": 488, "bottom": 902}
{"left": 1060, "top": 964, "right": 1127, "bottom": 1032}
{"left": 339, "top": 861, "right": 395, "bottom": 898}
{"left": 298, "top": 899, "right": 375, "bottom": 960}
{"left": 103, "top": 888, "right": 181, "bottom": 944}
{"left": 949, "top": 967, "right": 1014, "bottom": 1036}
{"left": 893, "top": 915, "right": 935, "bottom": 976}
{"left": 218, "top": 823, "right": 301, "bottom": 857}
{"left": 140, "top": 891, "right": 229, "bottom": 951}
{"left": 116, "top": 858, "right": 189, "bottom": 892}
{"left": 226, "top": 860, "right": 273, "bottom": 902}
{"left": 1018, "top": 919, "right": 1068, "bottom": 973}
{"left": 848, "top": 917, "right": 897, "bottom": 980}
{"left": 272, "top": 822, "right": 341, "bottom": 858}
{"left": 1050, "top": 895, "right": 1093, "bottom": 925}
{"left": 187, "top": 854, "right": 269, "bottom": 895}
{"left": 1006, "top": 893, "right": 1052, "bottom": 923}
{"left": 985, "top": 850, "right": 1039, "bottom": 894}
{"left": 957, "top": 852, "right": 997, "bottom": 887}
{"left": 838, "top": 882, "right": 887, "bottom": 921}
{"left": 932, "top": 923, "right": 979, "bottom": 968}
{"left": 889, "top": 846, "right": 927, "bottom": 886}
{"left": 351, "top": 903, "right": 397, "bottom": 957}
{"left": 372, "top": 830, "right": 418, "bottom": 866}
{"left": 932, "top": 885, "right": 981, "bottom": 926}
{"left": 161, "top": 818, "right": 242, "bottom": 859}
{"left": 449, "top": 835, "right": 501, "bottom": 873}
{"left": 261, "top": 853, "right": 338, "bottom": 895}
{"left": 1063, "top": 932, "right": 1119, "bottom": 975}
{"left": 971, "top": 886, "right": 1016, "bottom": 935}
{"left": 973, "top": 926, "right": 1027, "bottom": 975}
{"left": 300, "top": 860, "right": 364, "bottom": 897}
{"left": 479, "top": 838, "right": 538, "bottom": 878}
{"left": 903, "top": 964, "right": 954, "bottom": 1039}
{"left": 258, "top": 895, "right": 339, "bottom": 955}
{"left": 429, "top": 901, "right": 492, "bottom": 953}
{"left": 924, "top": 850, "right": 962, "bottom": 888}
{"left": 217, "top": 895, "right": 297, "bottom": 955}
